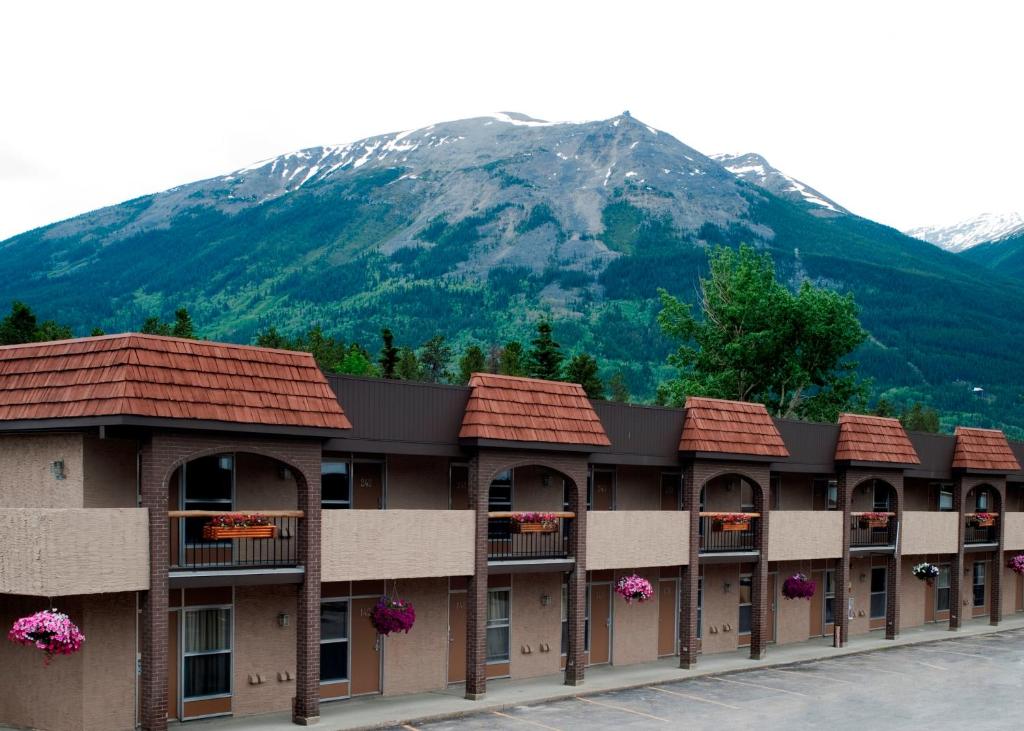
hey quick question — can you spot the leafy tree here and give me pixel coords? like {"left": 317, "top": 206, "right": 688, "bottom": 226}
{"left": 0, "top": 301, "right": 73, "bottom": 344}
{"left": 609, "top": 371, "right": 631, "bottom": 403}
{"left": 901, "top": 402, "right": 940, "bottom": 433}
{"left": 565, "top": 353, "right": 604, "bottom": 399}
{"left": 36, "top": 320, "right": 73, "bottom": 342}
{"left": 527, "top": 320, "right": 564, "bottom": 381}
{"left": 457, "top": 344, "right": 487, "bottom": 385}
{"left": 498, "top": 341, "right": 527, "bottom": 376}
{"left": 419, "top": 335, "right": 453, "bottom": 383}
{"left": 656, "top": 244, "right": 868, "bottom": 421}
{"left": 379, "top": 328, "right": 399, "bottom": 379}
{"left": 396, "top": 346, "right": 423, "bottom": 381}
{"left": 337, "top": 346, "right": 377, "bottom": 376}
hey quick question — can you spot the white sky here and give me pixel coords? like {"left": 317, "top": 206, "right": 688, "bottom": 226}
{"left": 2, "top": 1, "right": 1022, "bottom": 240}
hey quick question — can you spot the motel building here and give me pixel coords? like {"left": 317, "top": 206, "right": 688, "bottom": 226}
{"left": 1, "top": 333, "right": 1023, "bottom": 731}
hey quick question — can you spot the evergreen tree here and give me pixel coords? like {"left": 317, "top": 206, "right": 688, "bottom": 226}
{"left": 873, "top": 398, "right": 896, "bottom": 418}
{"left": 419, "top": 335, "right": 453, "bottom": 383}
{"left": 499, "top": 341, "right": 527, "bottom": 376}
{"left": 486, "top": 345, "right": 502, "bottom": 374}
{"left": 901, "top": 402, "right": 941, "bottom": 433}
{"left": 379, "top": 328, "right": 399, "bottom": 379}
{"left": 527, "top": 320, "right": 564, "bottom": 381}
{"left": 337, "top": 345, "right": 377, "bottom": 376}
{"left": 457, "top": 344, "right": 487, "bottom": 385}
{"left": 565, "top": 353, "right": 604, "bottom": 399}
{"left": 395, "top": 346, "right": 422, "bottom": 381}
{"left": 171, "top": 307, "right": 195, "bottom": 339}
{"left": 140, "top": 316, "right": 170, "bottom": 336}
{"left": 0, "top": 301, "right": 40, "bottom": 345}
{"left": 90, "top": 327, "right": 106, "bottom": 337}
{"left": 255, "top": 326, "right": 288, "bottom": 349}
{"left": 609, "top": 371, "right": 631, "bottom": 403}
{"left": 35, "top": 320, "right": 73, "bottom": 342}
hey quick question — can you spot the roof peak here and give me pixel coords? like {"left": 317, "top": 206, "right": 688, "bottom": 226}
{"left": 0, "top": 332, "right": 315, "bottom": 359}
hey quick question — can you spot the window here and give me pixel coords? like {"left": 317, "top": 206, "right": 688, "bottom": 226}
{"left": 873, "top": 482, "right": 891, "bottom": 512}
{"left": 322, "top": 461, "right": 351, "bottom": 509}
{"left": 320, "top": 599, "right": 349, "bottom": 682}
{"left": 486, "top": 589, "right": 511, "bottom": 663}
{"left": 976, "top": 490, "right": 990, "bottom": 512}
{"left": 183, "top": 454, "right": 233, "bottom": 544}
{"left": 182, "top": 607, "right": 231, "bottom": 700}
{"left": 870, "top": 567, "right": 887, "bottom": 619}
{"left": 661, "top": 472, "right": 681, "bottom": 511}
{"left": 560, "top": 584, "right": 590, "bottom": 655}
{"left": 739, "top": 479, "right": 755, "bottom": 512}
{"left": 814, "top": 478, "right": 838, "bottom": 510}
{"left": 769, "top": 476, "right": 781, "bottom": 510}
{"left": 489, "top": 471, "right": 513, "bottom": 540}
{"left": 973, "top": 562, "right": 986, "bottom": 607}
{"left": 738, "top": 574, "right": 752, "bottom": 635}
{"left": 824, "top": 570, "right": 836, "bottom": 625}
{"left": 936, "top": 565, "right": 951, "bottom": 613}
{"left": 938, "top": 484, "right": 954, "bottom": 512}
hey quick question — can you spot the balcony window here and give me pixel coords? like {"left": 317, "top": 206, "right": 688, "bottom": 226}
{"left": 938, "top": 485, "right": 954, "bottom": 512}
{"left": 738, "top": 574, "right": 752, "bottom": 635}
{"left": 697, "top": 577, "right": 703, "bottom": 639}
{"left": 322, "top": 461, "right": 350, "bottom": 509}
{"left": 740, "top": 480, "right": 755, "bottom": 512}
{"left": 183, "top": 607, "right": 232, "bottom": 700}
{"left": 813, "top": 478, "right": 838, "bottom": 510}
{"left": 489, "top": 471, "right": 513, "bottom": 540}
{"left": 320, "top": 599, "right": 349, "bottom": 682}
{"left": 976, "top": 490, "right": 990, "bottom": 512}
{"left": 870, "top": 567, "right": 887, "bottom": 619}
{"left": 973, "top": 562, "right": 986, "bottom": 607}
{"left": 873, "top": 482, "right": 891, "bottom": 512}
{"left": 486, "top": 589, "right": 511, "bottom": 663}
{"left": 936, "top": 565, "right": 951, "bottom": 613}
{"left": 183, "top": 454, "right": 233, "bottom": 544}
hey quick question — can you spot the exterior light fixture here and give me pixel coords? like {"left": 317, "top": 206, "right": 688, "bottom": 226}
{"left": 723, "top": 582, "right": 731, "bottom": 593}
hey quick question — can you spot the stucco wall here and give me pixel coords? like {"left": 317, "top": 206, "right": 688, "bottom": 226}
{"left": 767, "top": 511, "right": 843, "bottom": 561}
{"left": 848, "top": 558, "right": 873, "bottom": 636}
{"left": 777, "top": 474, "right": 814, "bottom": 510}
{"left": 0, "top": 433, "right": 84, "bottom": 508}
{"left": 513, "top": 465, "right": 565, "bottom": 511}
{"left": 704, "top": 477, "right": 744, "bottom": 512}
{"left": 1004, "top": 512, "right": 1024, "bottom": 551}
{"left": 586, "top": 511, "right": 690, "bottom": 570}
{"left": 508, "top": 573, "right": 562, "bottom": 679}
{"left": 235, "top": 453, "right": 298, "bottom": 510}
{"left": 610, "top": 569, "right": 659, "bottom": 665}
{"left": 82, "top": 436, "right": 137, "bottom": 508}
{"left": 700, "top": 564, "right": 741, "bottom": 655}
{"left": 901, "top": 511, "right": 958, "bottom": 555}
{"left": 0, "top": 508, "right": 150, "bottom": 595}
{"left": 614, "top": 466, "right": 661, "bottom": 510}
{"left": 900, "top": 556, "right": 927, "bottom": 629}
{"left": 233, "top": 585, "right": 297, "bottom": 717}
{"left": 773, "top": 561, "right": 811, "bottom": 645}
{"left": 386, "top": 455, "right": 449, "bottom": 509}
{"left": 81, "top": 591, "right": 137, "bottom": 731}
{"left": 322, "top": 510, "right": 474, "bottom": 582}
{"left": 383, "top": 577, "right": 449, "bottom": 694}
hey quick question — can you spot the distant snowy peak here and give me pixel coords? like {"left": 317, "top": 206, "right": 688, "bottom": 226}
{"left": 711, "top": 152, "right": 848, "bottom": 215}
{"left": 905, "top": 212, "right": 1024, "bottom": 252}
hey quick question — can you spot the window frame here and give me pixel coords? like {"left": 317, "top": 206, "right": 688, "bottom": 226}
{"left": 560, "top": 583, "right": 591, "bottom": 656}
{"left": 936, "top": 564, "right": 951, "bottom": 613}
{"left": 181, "top": 454, "right": 235, "bottom": 549}
{"left": 937, "top": 484, "right": 954, "bottom": 512}
{"left": 321, "top": 459, "right": 352, "bottom": 509}
{"left": 973, "top": 561, "right": 986, "bottom": 607}
{"left": 319, "top": 596, "right": 350, "bottom": 685}
{"left": 869, "top": 566, "right": 887, "bottom": 620}
{"left": 872, "top": 481, "right": 892, "bottom": 512}
{"left": 824, "top": 569, "right": 836, "bottom": 626}
{"left": 486, "top": 587, "right": 511, "bottom": 664}
{"left": 738, "top": 573, "right": 753, "bottom": 636}
{"left": 181, "top": 604, "right": 233, "bottom": 703}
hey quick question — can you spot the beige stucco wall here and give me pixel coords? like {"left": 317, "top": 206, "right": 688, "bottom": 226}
{"left": 233, "top": 585, "right": 297, "bottom": 717}
{"left": 767, "top": 511, "right": 843, "bottom": 561}
{"left": 82, "top": 436, "right": 137, "bottom": 508}
{"left": 509, "top": 573, "right": 562, "bottom": 679}
{"left": 383, "top": 577, "right": 449, "bottom": 694}
{"left": 901, "top": 511, "right": 958, "bottom": 555}
{"left": 0, "top": 433, "right": 85, "bottom": 508}
{"left": 514, "top": 465, "right": 565, "bottom": 512}
{"left": 614, "top": 466, "right": 661, "bottom": 510}
{"left": 610, "top": 568, "right": 659, "bottom": 665}
{"left": 1004, "top": 512, "right": 1024, "bottom": 551}
{"left": 900, "top": 556, "right": 927, "bottom": 629}
{"left": 848, "top": 558, "right": 873, "bottom": 636}
{"left": 0, "top": 509, "right": 149, "bottom": 595}
{"left": 387, "top": 455, "right": 449, "bottom": 509}
{"left": 322, "top": 510, "right": 474, "bottom": 582}
{"left": 81, "top": 591, "right": 137, "bottom": 731}
{"left": 700, "top": 564, "right": 741, "bottom": 654}
{"left": 586, "top": 511, "right": 690, "bottom": 570}
{"left": 235, "top": 453, "right": 298, "bottom": 510}
{"left": 773, "top": 561, "right": 812, "bottom": 645}
{"left": 777, "top": 474, "right": 814, "bottom": 510}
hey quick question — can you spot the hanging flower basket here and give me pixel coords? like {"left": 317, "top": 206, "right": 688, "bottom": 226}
{"left": 1008, "top": 555, "right": 1024, "bottom": 576}
{"left": 8, "top": 609, "right": 85, "bottom": 665}
{"left": 615, "top": 573, "right": 654, "bottom": 604}
{"left": 859, "top": 512, "right": 890, "bottom": 529}
{"left": 203, "top": 513, "right": 276, "bottom": 540}
{"left": 711, "top": 513, "right": 751, "bottom": 532}
{"left": 912, "top": 562, "right": 940, "bottom": 585}
{"left": 370, "top": 596, "right": 416, "bottom": 636}
{"left": 511, "top": 512, "right": 559, "bottom": 534}
{"left": 782, "top": 573, "right": 816, "bottom": 600}
{"left": 969, "top": 512, "right": 996, "bottom": 528}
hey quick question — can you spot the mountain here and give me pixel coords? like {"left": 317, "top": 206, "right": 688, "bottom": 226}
{"left": 906, "top": 211, "right": 1024, "bottom": 252}
{"left": 961, "top": 229, "right": 1024, "bottom": 278}
{"left": 3, "top": 111, "right": 1024, "bottom": 434}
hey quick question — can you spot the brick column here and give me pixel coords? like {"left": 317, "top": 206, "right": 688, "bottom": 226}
{"left": 886, "top": 484, "right": 904, "bottom": 640}
{"left": 949, "top": 478, "right": 966, "bottom": 630}
{"left": 991, "top": 482, "right": 1007, "bottom": 626}
{"left": 749, "top": 476, "right": 770, "bottom": 659}
{"left": 292, "top": 463, "right": 322, "bottom": 725}
{"left": 465, "top": 455, "right": 488, "bottom": 700}
{"left": 564, "top": 468, "right": 588, "bottom": 686}
{"left": 140, "top": 438, "right": 169, "bottom": 731}
{"left": 835, "top": 471, "right": 852, "bottom": 647}
{"left": 678, "top": 464, "right": 700, "bottom": 669}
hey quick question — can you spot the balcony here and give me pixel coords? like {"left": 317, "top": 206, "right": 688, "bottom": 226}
{"left": 699, "top": 512, "right": 758, "bottom": 555}
{"left": 849, "top": 512, "right": 897, "bottom": 551}
{"left": 487, "top": 512, "right": 574, "bottom": 565}
{"left": 964, "top": 513, "right": 999, "bottom": 548}
{"left": 169, "top": 511, "right": 302, "bottom": 575}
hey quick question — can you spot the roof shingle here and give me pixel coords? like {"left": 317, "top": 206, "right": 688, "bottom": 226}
{"left": 679, "top": 397, "right": 789, "bottom": 457}
{"left": 459, "top": 373, "right": 611, "bottom": 446}
{"left": 0, "top": 334, "right": 351, "bottom": 431}
{"left": 834, "top": 413, "right": 919, "bottom": 464}
{"left": 952, "top": 426, "right": 1021, "bottom": 471}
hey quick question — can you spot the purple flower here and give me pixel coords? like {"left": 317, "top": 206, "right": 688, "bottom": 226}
{"left": 8, "top": 609, "right": 85, "bottom": 665}
{"left": 370, "top": 597, "right": 416, "bottom": 636}
{"left": 615, "top": 574, "right": 654, "bottom": 604}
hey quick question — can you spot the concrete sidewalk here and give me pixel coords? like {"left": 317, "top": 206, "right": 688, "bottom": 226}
{"left": 189, "top": 615, "right": 1024, "bottom": 731}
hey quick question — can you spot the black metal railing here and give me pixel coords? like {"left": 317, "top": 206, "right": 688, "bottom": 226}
{"left": 487, "top": 512, "right": 573, "bottom": 561}
{"left": 699, "top": 513, "right": 758, "bottom": 553}
{"left": 964, "top": 521, "right": 998, "bottom": 545}
{"left": 849, "top": 514, "right": 898, "bottom": 548}
{"left": 169, "top": 511, "right": 302, "bottom": 570}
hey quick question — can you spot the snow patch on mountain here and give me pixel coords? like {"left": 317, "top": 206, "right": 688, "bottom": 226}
{"left": 905, "top": 212, "right": 1024, "bottom": 252}
{"left": 711, "top": 153, "right": 847, "bottom": 215}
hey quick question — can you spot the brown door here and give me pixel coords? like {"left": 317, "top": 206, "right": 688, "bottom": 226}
{"left": 809, "top": 570, "right": 824, "bottom": 636}
{"left": 351, "top": 597, "right": 382, "bottom": 695}
{"left": 661, "top": 473, "right": 680, "bottom": 511}
{"left": 589, "top": 584, "right": 611, "bottom": 664}
{"left": 767, "top": 574, "right": 777, "bottom": 643}
{"left": 450, "top": 464, "right": 470, "bottom": 509}
{"left": 447, "top": 591, "right": 467, "bottom": 683}
{"left": 353, "top": 463, "right": 383, "bottom": 510}
{"left": 167, "top": 611, "right": 178, "bottom": 721}
{"left": 657, "top": 579, "right": 677, "bottom": 656}
{"left": 592, "top": 471, "right": 613, "bottom": 511}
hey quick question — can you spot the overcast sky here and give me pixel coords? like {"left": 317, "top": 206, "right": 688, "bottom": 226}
{"left": 2, "top": 1, "right": 1021, "bottom": 240}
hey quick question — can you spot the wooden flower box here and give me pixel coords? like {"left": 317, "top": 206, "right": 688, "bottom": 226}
{"left": 202, "top": 525, "right": 277, "bottom": 540}
{"left": 513, "top": 522, "right": 558, "bottom": 534}
{"left": 972, "top": 517, "right": 995, "bottom": 528}
{"left": 714, "top": 521, "right": 750, "bottom": 532}
{"left": 859, "top": 517, "right": 889, "bottom": 529}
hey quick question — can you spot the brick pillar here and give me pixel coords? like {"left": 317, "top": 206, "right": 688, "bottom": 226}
{"left": 139, "top": 439, "right": 169, "bottom": 731}
{"left": 679, "top": 464, "right": 700, "bottom": 669}
{"left": 886, "top": 484, "right": 904, "bottom": 640}
{"left": 949, "top": 478, "right": 966, "bottom": 630}
{"left": 465, "top": 456, "right": 488, "bottom": 700}
{"left": 991, "top": 482, "right": 1007, "bottom": 626}
{"left": 749, "top": 477, "right": 770, "bottom": 659}
{"left": 564, "top": 471, "right": 587, "bottom": 686}
{"left": 835, "top": 471, "right": 852, "bottom": 647}
{"left": 292, "top": 464, "right": 322, "bottom": 725}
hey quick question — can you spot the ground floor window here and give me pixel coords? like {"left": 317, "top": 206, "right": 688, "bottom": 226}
{"left": 738, "top": 574, "right": 752, "bottom": 635}
{"left": 320, "top": 599, "right": 349, "bottom": 682}
{"left": 182, "top": 607, "right": 232, "bottom": 700}
{"left": 973, "top": 562, "right": 986, "bottom": 607}
{"left": 487, "top": 588, "right": 511, "bottom": 663}
{"left": 560, "top": 584, "right": 590, "bottom": 655}
{"left": 936, "top": 564, "right": 951, "bottom": 613}
{"left": 870, "top": 567, "right": 887, "bottom": 619}
{"left": 825, "top": 569, "right": 836, "bottom": 625}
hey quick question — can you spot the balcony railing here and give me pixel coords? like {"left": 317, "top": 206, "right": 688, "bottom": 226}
{"left": 169, "top": 510, "right": 302, "bottom": 570}
{"left": 849, "top": 512, "right": 898, "bottom": 549}
{"left": 487, "top": 512, "right": 574, "bottom": 561}
{"left": 964, "top": 514, "right": 999, "bottom": 545}
{"left": 699, "top": 513, "right": 758, "bottom": 553}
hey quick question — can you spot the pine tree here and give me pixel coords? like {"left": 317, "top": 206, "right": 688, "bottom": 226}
{"left": 499, "top": 341, "right": 527, "bottom": 376}
{"left": 90, "top": 327, "right": 106, "bottom": 337}
{"left": 0, "top": 302, "right": 39, "bottom": 345}
{"left": 396, "top": 346, "right": 422, "bottom": 381}
{"left": 457, "top": 345, "right": 487, "bottom": 385}
{"left": 419, "top": 335, "right": 453, "bottom": 383}
{"left": 172, "top": 307, "right": 195, "bottom": 339}
{"left": 565, "top": 353, "right": 604, "bottom": 399}
{"left": 527, "top": 321, "right": 563, "bottom": 381}
{"left": 140, "top": 316, "right": 171, "bottom": 336}
{"left": 255, "top": 326, "right": 288, "bottom": 349}
{"left": 873, "top": 398, "right": 896, "bottom": 418}
{"left": 379, "top": 328, "right": 399, "bottom": 379}
{"left": 486, "top": 345, "right": 502, "bottom": 374}
{"left": 609, "top": 371, "right": 631, "bottom": 403}
{"left": 901, "top": 402, "right": 941, "bottom": 433}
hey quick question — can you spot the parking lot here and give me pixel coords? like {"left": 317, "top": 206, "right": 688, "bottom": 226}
{"left": 393, "top": 629, "right": 1024, "bottom": 730}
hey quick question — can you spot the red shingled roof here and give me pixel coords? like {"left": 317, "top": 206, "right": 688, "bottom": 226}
{"left": 952, "top": 427, "right": 1021, "bottom": 471}
{"left": 0, "top": 334, "right": 351, "bottom": 431}
{"left": 834, "top": 413, "right": 919, "bottom": 464}
{"left": 459, "top": 373, "right": 610, "bottom": 446}
{"left": 679, "top": 397, "right": 789, "bottom": 457}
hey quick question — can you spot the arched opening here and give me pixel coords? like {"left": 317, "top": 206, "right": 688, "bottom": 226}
{"left": 964, "top": 483, "right": 1001, "bottom": 546}
{"left": 485, "top": 464, "right": 578, "bottom": 562}
{"left": 849, "top": 478, "right": 898, "bottom": 549}
{"left": 698, "top": 473, "right": 763, "bottom": 554}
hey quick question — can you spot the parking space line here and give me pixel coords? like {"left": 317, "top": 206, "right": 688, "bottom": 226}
{"left": 771, "top": 668, "right": 855, "bottom": 685}
{"left": 912, "top": 659, "right": 947, "bottom": 671}
{"left": 840, "top": 663, "right": 903, "bottom": 676}
{"left": 575, "top": 696, "right": 671, "bottom": 722}
{"left": 648, "top": 685, "right": 743, "bottom": 710}
{"left": 914, "top": 647, "right": 990, "bottom": 659}
{"left": 402, "top": 725, "right": 421, "bottom": 731}
{"left": 491, "top": 710, "right": 562, "bottom": 731}
{"left": 710, "top": 675, "right": 809, "bottom": 697}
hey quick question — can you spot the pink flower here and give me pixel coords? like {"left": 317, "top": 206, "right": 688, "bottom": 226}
{"left": 370, "top": 597, "right": 415, "bottom": 636}
{"left": 615, "top": 574, "right": 654, "bottom": 604}
{"left": 8, "top": 609, "right": 85, "bottom": 665}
